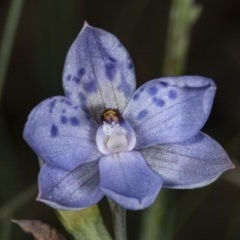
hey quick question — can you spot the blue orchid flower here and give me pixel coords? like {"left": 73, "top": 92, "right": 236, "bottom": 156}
{"left": 23, "top": 23, "right": 234, "bottom": 210}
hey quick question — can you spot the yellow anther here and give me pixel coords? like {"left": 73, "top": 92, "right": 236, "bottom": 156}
{"left": 101, "top": 109, "right": 120, "bottom": 123}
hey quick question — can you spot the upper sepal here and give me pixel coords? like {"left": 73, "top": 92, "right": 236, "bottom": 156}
{"left": 63, "top": 23, "right": 136, "bottom": 122}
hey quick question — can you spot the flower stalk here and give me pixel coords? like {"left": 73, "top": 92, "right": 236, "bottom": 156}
{"left": 141, "top": 0, "right": 202, "bottom": 239}
{"left": 108, "top": 199, "right": 127, "bottom": 240}
{"left": 140, "top": 190, "right": 176, "bottom": 240}
{"left": 162, "top": 0, "right": 202, "bottom": 76}
{"left": 57, "top": 205, "right": 112, "bottom": 240}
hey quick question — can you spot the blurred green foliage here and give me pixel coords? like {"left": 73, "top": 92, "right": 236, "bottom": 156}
{"left": 0, "top": 0, "right": 240, "bottom": 239}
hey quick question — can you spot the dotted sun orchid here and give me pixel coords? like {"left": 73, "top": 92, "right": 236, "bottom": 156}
{"left": 23, "top": 22, "right": 234, "bottom": 211}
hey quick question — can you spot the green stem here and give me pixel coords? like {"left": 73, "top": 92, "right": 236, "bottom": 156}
{"left": 108, "top": 199, "right": 127, "bottom": 240}
{"left": 0, "top": 0, "right": 25, "bottom": 101}
{"left": 140, "top": 190, "right": 176, "bottom": 240}
{"left": 162, "top": 0, "right": 202, "bottom": 76}
{"left": 140, "top": 1, "right": 202, "bottom": 239}
{"left": 57, "top": 205, "right": 112, "bottom": 240}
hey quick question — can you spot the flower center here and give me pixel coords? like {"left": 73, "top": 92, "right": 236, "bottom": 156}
{"left": 96, "top": 109, "right": 136, "bottom": 154}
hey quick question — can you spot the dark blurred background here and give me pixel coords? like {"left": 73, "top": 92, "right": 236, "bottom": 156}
{"left": 0, "top": 0, "right": 240, "bottom": 239}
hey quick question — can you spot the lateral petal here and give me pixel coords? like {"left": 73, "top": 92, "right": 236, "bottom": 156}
{"left": 124, "top": 76, "right": 216, "bottom": 148}
{"left": 23, "top": 96, "right": 101, "bottom": 171}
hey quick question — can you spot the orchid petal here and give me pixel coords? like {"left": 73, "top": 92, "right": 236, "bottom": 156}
{"left": 99, "top": 151, "right": 162, "bottom": 210}
{"left": 38, "top": 161, "right": 103, "bottom": 210}
{"left": 142, "top": 132, "right": 234, "bottom": 189}
{"left": 23, "top": 96, "right": 101, "bottom": 171}
{"left": 63, "top": 23, "right": 136, "bottom": 122}
{"left": 123, "top": 76, "right": 216, "bottom": 148}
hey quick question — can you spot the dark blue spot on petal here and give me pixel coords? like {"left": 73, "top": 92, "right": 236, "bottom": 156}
{"left": 73, "top": 76, "right": 80, "bottom": 84}
{"left": 148, "top": 86, "right": 158, "bottom": 96}
{"left": 70, "top": 117, "right": 80, "bottom": 126}
{"left": 133, "top": 93, "right": 139, "bottom": 101}
{"left": 152, "top": 97, "right": 165, "bottom": 107}
{"left": 60, "top": 115, "right": 68, "bottom": 124}
{"left": 78, "top": 92, "right": 87, "bottom": 104}
{"left": 108, "top": 56, "right": 116, "bottom": 62}
{"left": 105, "top": 62, "right": 116, "bottom": 81}
{"left": 78, "top": 68, "right": 85, "bottom": 77}
{"left": 139, "top": 87, "right": 145, "bottom": 92}
{"left": 65, "top": 90, "right": 71, "bottom": 98}
{"left": 50, "top": 124, "right": 58, "bottom": 137}
{"left": 128, "top": 63, "right": 133, "bottom": 69}
{"left": 128, "top": 59, "right": 134, "bottom": 69}
{"left": 85, "top": 114, "right": 91, "bottom": 120}
{"left": 65, "top": 100, "right": 72, "bottom": 106}
{"left": 117, "top": 74, "right": 132, "bottom": 97}
{"left": 159, "top": 81, "right": 169, "bottom": 87}
{"left": 83, "top": 80, "right": 97, "bottom": 93}
{"left": 66, "top": 74, "right": 71, "bottom": 81}
{"left": 168, "top": 89, "right": 177, "bottom": 99}
{"left": 49, "top": 99, "right": 57, "bottom": 113}
{"left": 137, "top": 109, "right": 148, "bottom": 120}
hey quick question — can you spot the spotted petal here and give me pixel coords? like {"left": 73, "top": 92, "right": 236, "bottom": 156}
{"left": 23, "top": 96, "right": 101, "bottom": 171}
{"left": 123, "top": 76, "right": 216, "bottom": 148}
{"left": 38, "top": 161, "right": 103, "bottom": 210}
{"left": 99, "top": 151, "right": 162, "bottom": 210}
{"left": 142, "top": 132, "right": 234, "bottom": 189}
{"left": 63, "top": 22, "right": 136, "bottom": 122}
